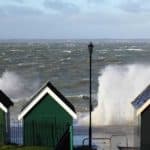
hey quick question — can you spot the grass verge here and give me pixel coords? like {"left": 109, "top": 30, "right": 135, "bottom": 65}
{"left": 0, "top": 145, "right": 52, "bottom": 150}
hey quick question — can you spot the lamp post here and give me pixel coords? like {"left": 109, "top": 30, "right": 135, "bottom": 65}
{"left": 88, "top": 42, "right": 94, "bottom": 149}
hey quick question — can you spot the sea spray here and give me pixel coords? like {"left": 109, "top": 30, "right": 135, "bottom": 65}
{"left": 78, "top": 64, "right": 150, "bottom": 126}
{"left": 0, "top": 71, "right": 40, "bottom": 100}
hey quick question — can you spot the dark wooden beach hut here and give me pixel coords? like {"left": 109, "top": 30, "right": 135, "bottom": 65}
{"left": 18, "top": 81, "right": 77, "bottom": 149}
{"left": 0, "top": 90, "right": 13, "bottom": 144}
{"left": 132, "top": 84, "right": 150, "bottom": 150}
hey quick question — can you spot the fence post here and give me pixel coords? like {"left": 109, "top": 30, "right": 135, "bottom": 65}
{"left": 70, "top": 125, "right": 73, "bottom": 150}
{"left": 5, "top": 111, "right": 10, "bottom": 144}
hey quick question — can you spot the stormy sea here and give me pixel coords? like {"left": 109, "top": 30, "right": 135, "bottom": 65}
{"left": 0, "top": 39, "right": 150, "bottom": 149}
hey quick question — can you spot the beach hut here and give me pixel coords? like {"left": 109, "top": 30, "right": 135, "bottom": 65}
{"left": 18, "top": 81, "right": 77, "bottom": 149}
{"left": 0, "top": 90, "right": 13, "bottom": 144}
{"left": 132, "top": 85, "right": 150, "bottom": 150}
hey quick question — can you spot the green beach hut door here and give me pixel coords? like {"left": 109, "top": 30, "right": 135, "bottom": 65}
{"left": 24, "top": 115, "right": 70, "bottom": 148}
{"left": 24, "top": 116, "right": 57, "bottom": 147}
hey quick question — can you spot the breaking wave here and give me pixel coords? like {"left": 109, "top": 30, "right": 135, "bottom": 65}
{"left": 0, "top": 71, "right": 40, "bottom": 101}
{"left": 78, "top": 64, "right": 150, "bottom": 126}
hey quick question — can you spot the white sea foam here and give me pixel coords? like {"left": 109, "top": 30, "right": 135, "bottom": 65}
{"left": 10, "top": 49, "right": 22, "bottom": 52}
{"left": 60, "top": 57, "right": 71, "bottom": 62}
{"left": 126, "top": 48, "right": 143, "bottom": 51}
{"left": 63, "top": 50, "right": 72, "bottom": 53}
{"left": 78, "top": 64, "right": 150, "bottom": 126}
{"left": 98, "top": 56, "right": 105, "bottom": 60}
{"left": 17, "top": 62, "right": 38, "bottom": 66}
{"left": 97, "top": 49, "right": 109, "bottom": 53}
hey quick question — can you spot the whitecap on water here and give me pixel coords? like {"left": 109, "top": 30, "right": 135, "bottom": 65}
{"left": 10, "top": 49, "right": 23, "bottom": 52}
{"left": 126, "top": 48, "right": 143, "bottom": 51}
{"left": 63, "top": 50, "right": 72, "bottom": 53}
{"left": 96, "top": 49, "right": 108, "bottom": 53}
{"left": 60, "top": 57, "right": 71, "bottom": 62}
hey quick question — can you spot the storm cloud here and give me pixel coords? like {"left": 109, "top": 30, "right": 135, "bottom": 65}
{"left": 0, "top": 0, "right": 150, "bottom": 39}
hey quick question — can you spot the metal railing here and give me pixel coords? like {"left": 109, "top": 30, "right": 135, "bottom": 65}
{"left": 110, "top": 134, "right": 128, "bottom": 148}
{"left": 82, "top": 134, "right": 129, "bottom": 150}
{"left": 82, "top": 137, "right": 111, "bottom": 150}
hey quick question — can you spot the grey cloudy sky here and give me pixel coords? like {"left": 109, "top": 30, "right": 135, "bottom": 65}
{"left": 0, "top": 0, "right": 150, "bottom": 39}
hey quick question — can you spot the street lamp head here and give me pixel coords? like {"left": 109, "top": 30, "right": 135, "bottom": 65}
{"left": 88, "top": 42, "right": 94, "bottom": 54}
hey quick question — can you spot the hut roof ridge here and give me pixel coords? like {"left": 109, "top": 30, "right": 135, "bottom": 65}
{"left": 0, "top": 90, "right": 13, "bottom": 108}
{"left": 18, "top": 81, "right": 77, "bottom": 120}
{"left": 132, "top": 84, "right": 150, "bottom": 109}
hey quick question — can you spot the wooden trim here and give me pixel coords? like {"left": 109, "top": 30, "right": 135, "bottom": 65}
{"left": 18, "top": 87, "right": 77, "bottom": 120}
{"left": 136, "top": 99, "right": 150, "bottom": 116}
{"left": 0, "top": 102, "right": 7, "bottom": 113}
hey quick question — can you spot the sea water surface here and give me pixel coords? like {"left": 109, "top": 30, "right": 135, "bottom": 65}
{"left": 0, "top": 39, "right": 150, "bottom": 149}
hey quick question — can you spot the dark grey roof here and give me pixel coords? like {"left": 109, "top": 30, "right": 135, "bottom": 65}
{"left": 132, "top": 84, "right": 150, "bottom": 109}
{"left": 0, "top": 90, "right": 13, "bottom": 108}
{"left": 22, "top": 81, "right": 76, "bottom": 113}
{"left": 46, "top": 82, "right": 76, "bottom": 113}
